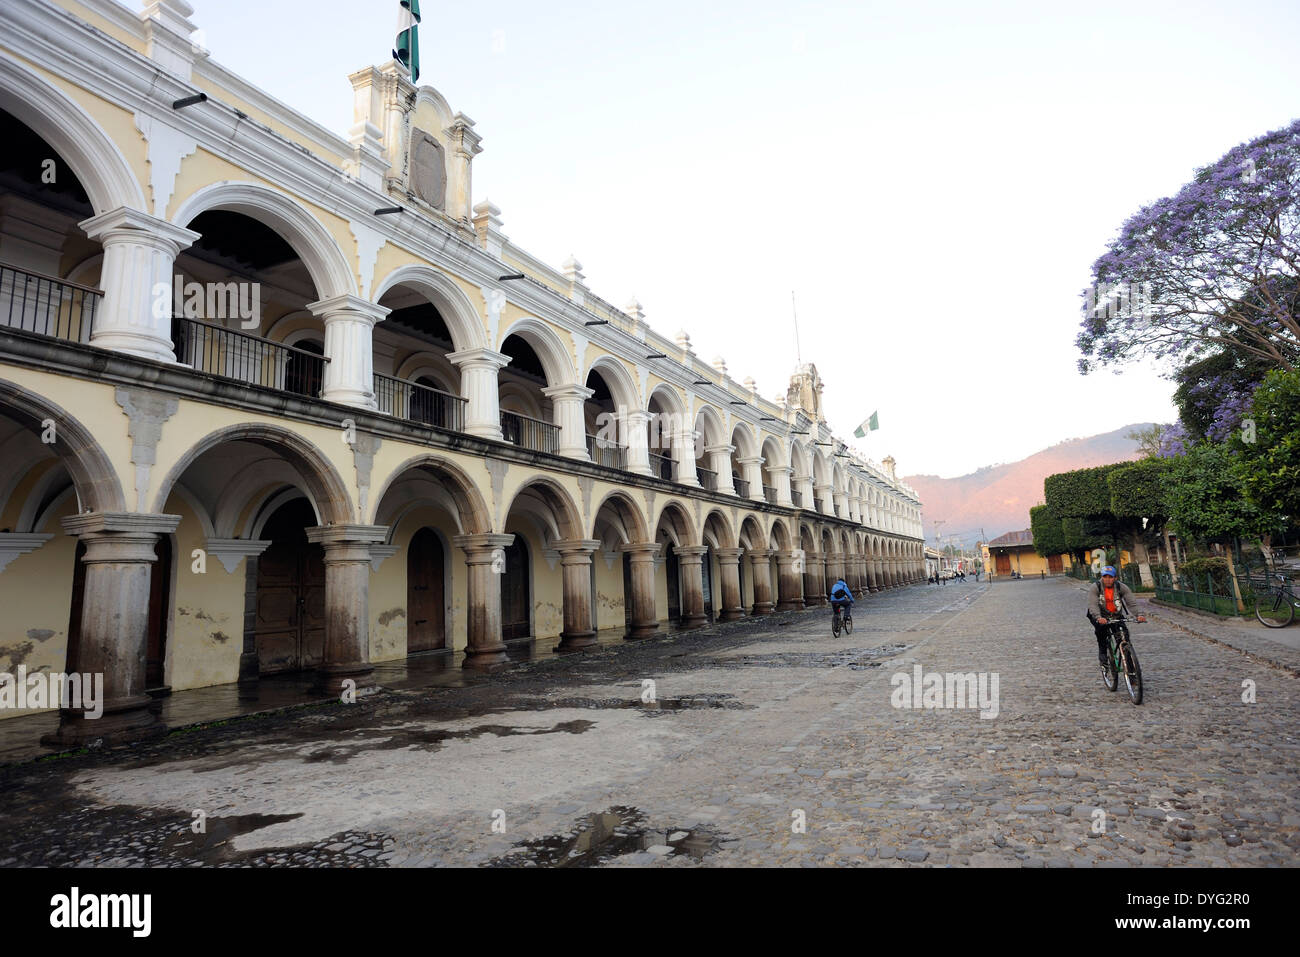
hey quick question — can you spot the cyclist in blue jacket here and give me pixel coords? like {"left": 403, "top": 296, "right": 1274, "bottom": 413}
{"left": 829, "top": 577, "right": 854, "bottom": 623}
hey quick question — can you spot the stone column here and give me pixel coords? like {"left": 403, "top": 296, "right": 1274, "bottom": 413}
{"left": 676, "top": 545, "right": 709, "bottom": 629}
{"left": 794, "top": 474, "right": 815, "bottom": 509}
{"left": 748, "top": 548, "right": 775, "bottom": 615}
{"left": 309, "top": 295, "right": 391, "bottom": 408}
{"left": 555, "top": 539, "right": 601, "bottom": 651}
{"left": 866, "top": 549, "right": 879, "bottom": 592}
{"left": 875, "top": 557, "right": 886, "bottom": 589}
{"left": 625, "top": 410, "right": 653, "bottom": 476}
{"left": 622, "top": 543, "right": 662, "bottom": 640}
{"left": 775, "top": 550, "right": 804, "bottom": 611}
{"left": 448, "top": 347, "right": 509, "bottom": 440}
{"left": 715, "top": 547, "right": 746, "bottom": 620}
{"left": 815, "top": 483, "right": 834, "bottom": 516}
{"left": 738, "top": 456, "right": 766, "bottom": 503}
{"left": 707, "top": 444, "right": 736, "bottom": 495}
{"left": 807, "top": 550, "right": 827, "bottom": 605}
{"left": 673, "top": 428, "right": 701, "bottom": 487}
{"left": 79, "top": 208, "right": 199, "bottom": 364}
{"left": 833, "top": 491, "right": 849, "bottom": 519}
{"left": 304, "top": 525, "right": 387, "bottom": 694}
{"left": 454, "top": 533, "right": 516, "bottom": 668}
{"left": 772, "top": 466, "right": 794, "bottom": 507}
{"left": 542, "top": 384, "right": 594, "bottom": 460}
{"left": 43, "top": 512, "right": 180, "bottom": 748}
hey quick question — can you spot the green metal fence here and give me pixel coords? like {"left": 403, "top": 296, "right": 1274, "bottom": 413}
{"left": 1153, "top": 569, "right": 1246, "bottom": 616}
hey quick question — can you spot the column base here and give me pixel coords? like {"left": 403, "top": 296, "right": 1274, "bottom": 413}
{"left": 40, "top": 697, "right": 165, "bottom": 750}
{"left": 556, "top": 630, "right": 598, "bottom": 652}
{"left": 680, "top": 614, "right": 709, "bottom": 630}
{"left": 311, "top": 662, "right": 375, "bottom": 696}
{"left": 462, "top": 645, "right": 510, "bottom": 669}
{"left": 807, "top": 595, "right": 828, "bottom": 607}
{"left": 776, "top": 599, "right": 804, "bottom": 612}
{"left": 751, "top": 602, "right": 775, "bottom": 616}
{"left": 719, "top": 608, "right": 746, "bottom": 621}
{"left": 625, "top": 623, "right": 664, "bottom": 641}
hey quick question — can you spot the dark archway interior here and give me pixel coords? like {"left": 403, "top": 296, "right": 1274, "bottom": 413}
{"left": 0, "top": 110, "right": 92, "bottom": 217}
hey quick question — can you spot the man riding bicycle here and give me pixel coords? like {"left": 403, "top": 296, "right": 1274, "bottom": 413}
{"left": 1087, "top": 565, "right": 1145, "bottom": 666}
{"left": 830, "top": 577, "right": 854, "bottom": 626}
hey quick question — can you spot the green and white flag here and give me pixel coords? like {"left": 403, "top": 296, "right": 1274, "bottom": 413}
{"left": 393, "top": 0, "right": 421, "bottom": 83}
{"left": 853, "top": 411, "right": 879, "bottom": 439}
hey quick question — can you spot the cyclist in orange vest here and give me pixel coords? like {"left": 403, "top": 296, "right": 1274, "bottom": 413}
{"left": 1087, "top": 565, "right": 1146, "bottom": 666}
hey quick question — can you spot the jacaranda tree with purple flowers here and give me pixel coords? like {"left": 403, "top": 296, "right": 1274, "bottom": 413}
{"left": 1077, "top": 119, "right": 1300, "bottom": 376}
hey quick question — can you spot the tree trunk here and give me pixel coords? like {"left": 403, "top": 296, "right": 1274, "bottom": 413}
{"left": 1163, "top": 527, "right": 1179, "bottom": 590}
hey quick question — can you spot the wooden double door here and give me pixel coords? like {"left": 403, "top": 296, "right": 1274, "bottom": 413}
{"left": 407, "top": 528, "right": 446, "bottom": 652}
{"left": 254, "top": 498, "right": 326, "bottom": 674}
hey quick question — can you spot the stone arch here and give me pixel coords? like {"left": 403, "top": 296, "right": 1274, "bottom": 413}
{"left": 154, "top": 424, "right": 352, "bottom": 525}
{"left": 0, "top": 378, "right": 125, "bottom": 514}
{"left": 760, "top": 435, "right": 786, "bottom": 470}
{"left": 498, "top": 316, "right": 577, "bottom": 387}
{"left": 502, "top": 477, "right": 582, "bottom": 542}
{"left": 588, "top": 489, "right": 649, "bottom": 543}
{"left": 729, "top": 421, "right": 759, "bottom": 461}
{"left": 738, "top": 514, "right": 765, "bottom": 549}
{"left": 585, "top": 355, "right": 641, "bottom": 411}
{"left": 654, "top": 499, "right": 697, "bottom": 547}
{"left": 0, "top": 54, "right": 146, "bottom": 216}
{"left": 768, "top": 517, "right": 792, "bottom": 551}
{"left": 702, "top": 508, "right": 736, "bottom": 549}
{"left": 171, "top": 182, "right": 356, "bottom": 300}
{"left": 369, "top": 453, "right": 491, "bottom": 534}
{"left": 693, "top": 404, "right": 727, "bottom": 449}
{"left": 372, "top": 263, "right": 487, "bottom": 353}
{"left": 790, "top": 441, "right": 812, "bottom": 478}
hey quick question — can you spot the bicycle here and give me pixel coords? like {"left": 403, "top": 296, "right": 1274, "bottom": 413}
{"left": 1252, "top": 572, "right": 1299, "bottom": 628}
{"left": 1097, "top": 613, "right": 1143, "bottom": 705}
{"left": 831, "top": 604, "right": 853, "bottom": 637}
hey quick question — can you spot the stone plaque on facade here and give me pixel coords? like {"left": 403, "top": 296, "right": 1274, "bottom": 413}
{"left": 410, "top": 127, "right": 447, "bottom": 209}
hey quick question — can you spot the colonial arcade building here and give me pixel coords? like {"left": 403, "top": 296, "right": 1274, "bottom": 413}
{"left": 0, "top": 0, "right": 925, "bottom": 747}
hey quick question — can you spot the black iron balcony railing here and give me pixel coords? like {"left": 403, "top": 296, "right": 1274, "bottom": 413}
{"left": 696, "top": 465, "right": 717, "bottom": 490}
{"left": 0, "top": 263, "right": 98, "bottom": 344}
{"left": 173, "top": 316, "right": 329, "bottom": 396}
{"left": 586, "top": 433, "right": 627, "bottom": 470}
{"left": 791, "top": 489, "right": 803, "bottom": 508}
{"left": 764, "top": 485, "right": 777, "bottom": 504}
{"left": 648, "top": 452, "right": 673, "bottom": 481}
{"left": 374, "top": 373, "right": 466, "bottom": 432}
{"left": 501, "top": 410, "right": 559, "bottom": 454}
{"left": 733, "top": 477, "right": 751, "bottom": 498}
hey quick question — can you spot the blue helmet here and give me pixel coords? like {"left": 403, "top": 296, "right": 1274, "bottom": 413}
{"left": 1101, "top": 565, "right": 1117, "bottom": 577}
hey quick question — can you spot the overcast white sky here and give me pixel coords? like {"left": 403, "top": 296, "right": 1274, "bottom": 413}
{"left": 182, "top": 0, "right": 1300, "bottom": 478}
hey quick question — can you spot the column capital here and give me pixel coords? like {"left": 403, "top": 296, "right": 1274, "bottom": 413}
{"left": 62, "top": 512, "right": 181, "bottom": 537}
{"left": 453, "top": 532, "right": 515, "bottom": 560}
{"left": 705, "top": 444, "right": 736, "bottom": 456}
{"left": 625, "top": 409, "right": 655, "bottom": 424}
{"left": 79, "top": 207, "right": 200, "bottom": 254}
{"left": 675, "top": 545, "right": 709, "bottom": 560}
{"left": 555, "top": 538, "right": 602, "bottom": 560}
{"left": 305, "top": 525, "right": 389, "bottom": 547}
{"left": 714, "top": 547, "right": 744, "bottom": 561}
{"left": 308, "top": 295, "right": 391, "bottom": 325}
{"left": 620, "top": 542, "right": 662, "bottom": 560}
{"left": 737, "top": 455, "right": 765, "bottom": 467}
{"left": 448, "top": 346, "right": 510, "bottom": 370}
{"left": 542, "top": 383, "right": 595, "bottom": 403}
{"left": 747, "top": 547, "right": 772, "bottom": 561}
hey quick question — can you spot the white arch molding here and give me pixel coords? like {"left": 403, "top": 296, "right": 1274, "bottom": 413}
{"left": 372, "top": 263, "right": 488, "bottom": 354}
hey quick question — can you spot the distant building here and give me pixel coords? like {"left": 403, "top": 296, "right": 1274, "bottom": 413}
{"left": 983, "top": 529, "right": 1068, "bottom": 578}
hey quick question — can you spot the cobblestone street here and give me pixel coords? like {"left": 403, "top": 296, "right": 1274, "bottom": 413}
{"left": 2, "top": 579, "right": 1297, "bottom": 868}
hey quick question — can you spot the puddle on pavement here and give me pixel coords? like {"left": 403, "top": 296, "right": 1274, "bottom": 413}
{"left": 300, "top": 718, "right": 596, "bottom": 764}
{"left": 707, "top": 644, "right": 909, "bottom": 670}
{"left": 545, "top": 693, "right": 748, "bottom": 714}
{"left": 488, "top": 807, "right": 725, "bottom": 867}
{"left": 158, "top": 812, "right": 304, "bottom": 863}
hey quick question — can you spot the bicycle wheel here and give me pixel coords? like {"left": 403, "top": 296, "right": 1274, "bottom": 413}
{"left": 1255, "top": 588, "right": 1296, "bottom": 628}
{"left": 831, "top": 610, "right": 841, "bottom": 638}
{"left": 1119, "top": 635, "right": 1143, "bottom": 705}
{"left": 844, "top": 612, "right": 853, "bottom": 635}
{"left": 1101, "top": 634, "right": 1118, "bottom": 692}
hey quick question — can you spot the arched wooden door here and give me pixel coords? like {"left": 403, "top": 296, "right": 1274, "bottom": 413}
{"left": 501, "top": 537, "right": 531, "bottom": 640}
{"left": 254, "top": 498, "right": 326, "bottom": 673}
{"left": 702, "top": 546, "right": 714, "bottom": 621}
{"left": 407, "top": 527, "right": 446, "bottom": 652}
{"left": 145, "top": 535, "right": 172, "bottom": 688}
